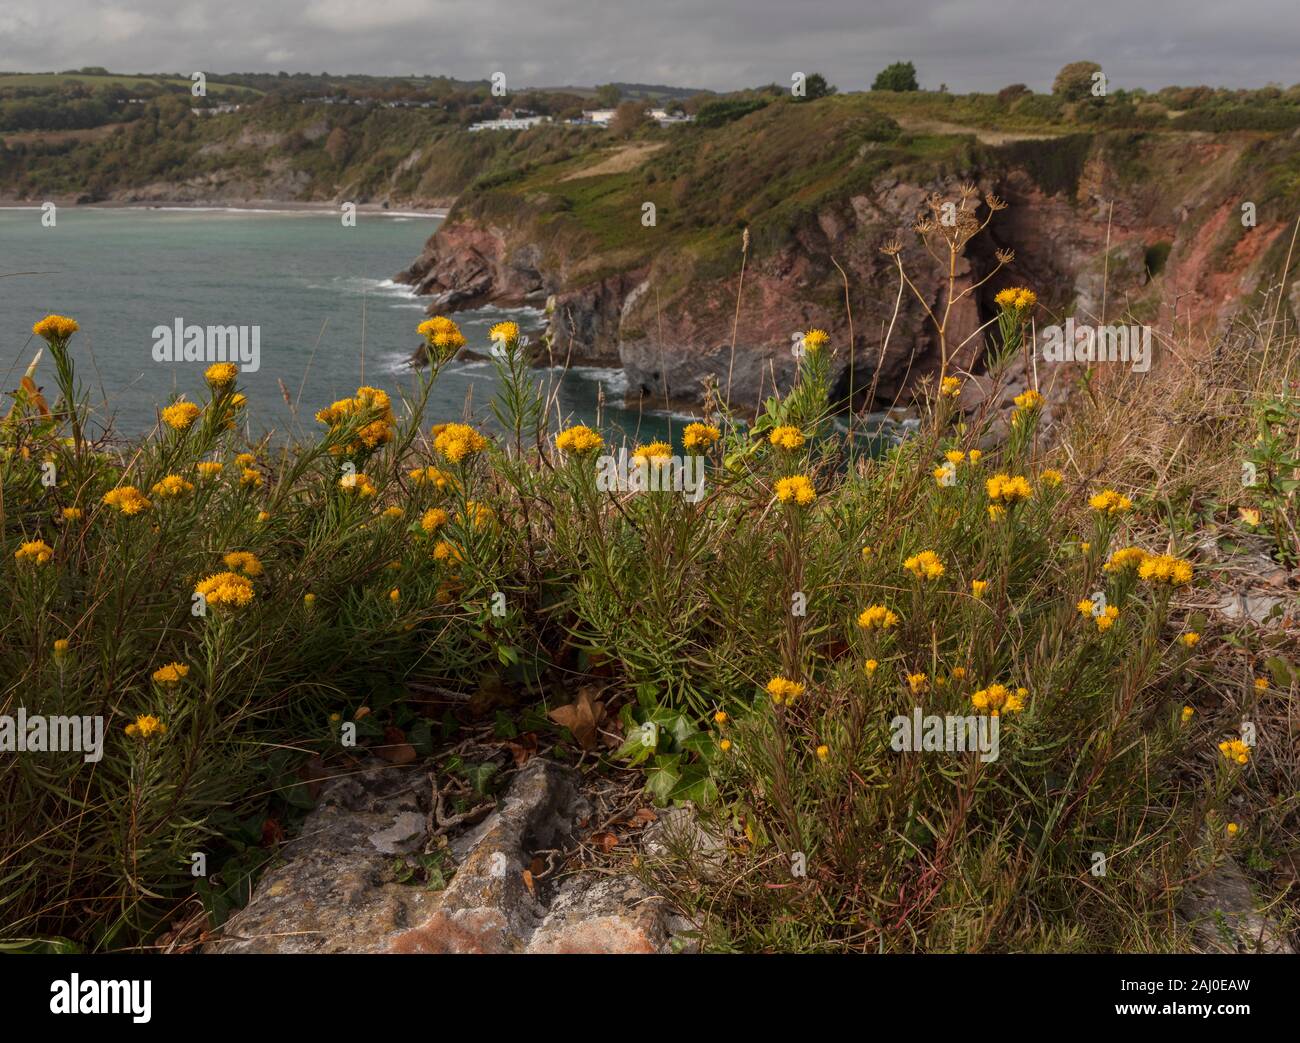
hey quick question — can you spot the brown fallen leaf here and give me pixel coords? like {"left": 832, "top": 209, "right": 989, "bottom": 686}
{"left": 504, "top": 731, "right": 539, "bottom": 768}
{"left": 529, "top": 855, "right": 546, "bottom": 876}
{"left": 547, "top": 686, "right": 606, "bottom": 750}
{"left": 628, "top": 807, "right": 658, "bottom": 826}
{"left": 379, "top": 725, "right": 417, "bottom": 765}
{"left": 521, "top": 869, "right": 536, "bottom": 898}
{"left": 590, "top": 830, "right": 619, "bottom": 853}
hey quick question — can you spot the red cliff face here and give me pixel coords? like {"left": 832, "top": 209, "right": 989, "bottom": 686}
{"left": 399, "top": 133, "right": 1296, "bottom": 411}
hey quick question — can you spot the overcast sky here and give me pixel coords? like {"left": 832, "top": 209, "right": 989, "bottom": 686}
{"left": 2, "top": 1, "right": 1298, "bottom": 93}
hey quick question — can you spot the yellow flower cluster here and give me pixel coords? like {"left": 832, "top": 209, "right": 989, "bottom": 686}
{"left": 907, "top": 672, "right": 928, "bottom": 695}
{"left": 103, "top": 486, "right": 151, "bottom": 515}
{"left": 489, "top": 320, "right": 521, "bottom": 344}
{"left": 802, "top": 329, "right": 830, "bottom": 352}
{"left": 151, "top": 474, "right": 194, "bottom": 499}
{"left": 205, "top": 362, "right": 238, "bottom": 390}
{"left": 222, "top": 551, "right": 263, "bottom": 577}
{"left": 1218, "top": 739, "right": 1250, "bottom": 766}
{"left": 1077, "top": 597, "right": 1120, "bottom": 632}
{"left": 994, "top": 287, "right": 1037, "bottom": 311}
{"left": 1089, "top": 489, "right": 1132, "bottom": 515}
{"left": 766, "top": 676, "right": 805, "bottom": 705}
{"left": 432, "top": 539, "right": 462, "bottom": 563}
{"left": 409, "top": 466, "right": 454, "bottom": 489}
{"left": 986, "top": 473, "right": 1032, "bottom": 504}
{"left": 315, "top": 386, "right": 397, "bottom": 453}
{"left": 903, "top": 550, "right": 945, "bottom": 580}
{"left": 421, "top": 507, "right": 449, "bottom": 534}
{"left": 632, "top": 441, "right": 673, "bottom": 463}
{"left": 857, "top": 604, "right": 900, "bottom": 630}
{"left": 152, "top": 662, "right": 189, "bottom": 685}
{"left": 1103, "top": 546, "right": 1147, "bottom": 572}
{"left": 339, "top": 472, "right": 378, "bottom": 497}
{"left": 555, "top": 424, "right": 604, "bottom": 454}
{"left": 1138, "top": 553, "right": 1194, "bottom": 585}
{"left": 162, "top": 401, "right": 201, "bottom": 431}
{"left": 971, "top": 580, "right": 989, "bottom": 598}
{"left": 768, "top": 426, "right": 806, "bottom": 450}
{"left": 775, "top": 474, "right": 816, "bottom": 506}
{"left": 15, "top": 539, "right": 53, "bottom": 565}
{"left": 1040, "top": 469, "right": 1063, "bottom": 487}
{"left": 433, "top": 423, "right": 488, "bottom": 463}
{"left": 125, "top": 714, "right": 167, "bottom": 740}
{"left": 683, "top": 422, "right": 721, "bottom": 450}
{"left": 32, "top": 313, "right": 80, "bottom": 342}
{"left": 196, "top": 461, "right": 224, "bottom": 478}
{"left": 61, "top": 507, "right": 82, "bottom": 522}
{"left": 971, "top": 683, "right": 1027, "bottom": 716}
{"left": 195, "top": 571, "right": 256, "bottom": 610}
{"left": 417, "top": 316, "right": 467, "bottom": 360}
{"left": 940, "top": 376, "right": 962, "bottom": 398}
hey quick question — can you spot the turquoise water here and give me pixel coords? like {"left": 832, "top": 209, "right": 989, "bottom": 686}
{"left": 0, "top": 208, "right": 675, "bottom": 444}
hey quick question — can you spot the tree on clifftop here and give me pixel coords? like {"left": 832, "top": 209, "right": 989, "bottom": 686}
{"left": 595, "top": 83, "right": 622, "bottom": 108}
{"left": 872, "top": 61, "right": 919, "bottom": 91}
{"left": 1053, "top": 61, "right": 1103, "bottom": 101}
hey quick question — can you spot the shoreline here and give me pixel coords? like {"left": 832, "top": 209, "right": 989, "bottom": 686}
{"left": 0, "top": 198, "right": 447, "bottom": 219}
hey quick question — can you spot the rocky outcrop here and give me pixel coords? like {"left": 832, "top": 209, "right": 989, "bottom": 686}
{"left": 206, "top": 758, "right": 692, "bottom": 955}
{"left": 398, "top": 131, "right": 1298, "bottom": 412}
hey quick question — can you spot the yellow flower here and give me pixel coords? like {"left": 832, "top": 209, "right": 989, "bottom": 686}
{"left": 389, "top": 588, "right": 400, "bottom": 603}
{"left": 815, "top": 744, "right": 829, "bottom": 762}
{"left": 1040, "top": 469, "right": 1063, "bottom": 488}
{"left": 162, "top": 401, "right": 202, "bottom": 431}
{"left": 338, "top": 472, "right": 377, "bottom": 497}
{"left": 968, "top": 449, "right": 982, "bottom": 464}
{"left": 205, "top": 362, "right": 238, "bottom": 390}
{"left": 235, "top": 452, "right": 257, "bottom": 467}
{"left": 382, "top": 506, "right": 405, "bottom": 521}
{"left": 1253, "top": 676, "right": 1268, "bottom": 691}
{"left": 940, "top": 376, "right": 962, "bottom": 397}
{"left": 102, "top": 486, "right": 151, "bottom": 515}
{"left": 194, "top": 571, "right": 256, "bottom": 611}
{"left": 987, "top": 504, "right": 1006, "bottom": 522}
{"left": 152, "top": 662, "right": 189, "bottom": 686}
{"left": 464, "top": 501, "right": 494, "bottom": 529}
{"left": 555, "top": 424, "right": 604, "bottom": 455}
{"left": 714, "top": 711, "right": 727, "bottom": 725}
{"left": 1218, "top": 738, "right": 1250, "bottom": 766}
{"left": 907, "top": 672, "right": 928, "bottom": 695}
{"left": 719, "top": 738, "right": 732, "bottom": 752}
{"left": 433, "top": 423, "right": 488, "bottom": 463}
{"left": 864, "top": 659, "right": 879, "bottom": 675}
{"left": 1138, "top": 553, "right": 1194, "bottom": 586}
{"left": 682, "top": 422, "right": 721, "bottom": 450}
{"left": 632, "top": 441, "right": 673, "bottom": 463}
{"left": 489, "top": 320, "right": 520, "bottom": 344}
{"left": 774, "top": 475, "right": 816, "bottom": 506}
{"left": 1103, "top": 546, "right": 1148, "bottom": 573}
{"left": 1238, "top": 507, "right": 1261, "bottom": 527}
{"left": 801, "top": 329, "right": 830, "bottom": 352}
{"left": 944, "top": 450, "right": 966, "bottom": 464}
{"left": 971, "top": 683, "right": 1026, "bottom": 716}
{"left": 409, "top": 466, "right": 454, "bottom": 490}
{"left": 60, "top": 507, "right": 83, "bottom": 522}
{"left": 1079, "top": 541, "right": 1091, "bottom": 554}
{"left": 151, "top": 474, "right": 195, "bottom": 499}
{"left": 902, "top": 550, "right": 945, "bottom": 581}
{"left": 1095, "top": 605, "right": 1120, "bottom": 632}
{"left": 303, "top": 592, "right": 317, "bottom": 607}
{"left": 15, "top": 539, "right": 54, "bottom": 565}
{"left": 125, "top": 714, "right": 167, "bottom": 740}
{"left": 240, "top": 468, "right": 264, "bottom": 489}
{"left": 1089, "top": 489, "right": 1132, "bottom": 515}
{"left": 222, "top": 550, "right": 263, "bottom": 577}
{"left": 933, "top": 462, "right": 957, "bottom": 487}
{"left": 971, "top": 580, "right": 988, "bottom": 598}
{"left": 257, "top": 510, "right": 270, "bottom": 522}
{"left": 857, "top": 604, "right": 900, "bottom": 630}
{"left": 196, "top": 461, "right": 224, "bottom": 478}
{"left": 53, "top": 638, "right": 70, "bottom": 658}
{"left": 951, "top": 667, "right": 967, "bottom": 681}
{"left": 765, "top": 676, "right": 805, "bottom": 705}
{"left": 768, "top": 425, "right": 806, "bottom": 450}
{"left": 860, "top": 545, "right": 873, "bottom": 560}
{"left": 421, "top": 507, "right": 450, "bottom": 534}
{"left": 1226, "top": 823, "right": 1239, "bottom": 837}
{"left": 1013, "top": 389, "right": 1043, "bottom": 411}
{"left": 32, "top": 313, "right": 80, "bottom": 342}
{"left": 1181, "top": 705, "right": 1195, "bottom": 723}
{"left": 1180, "top": 632, "right": 1201, "bottom": 649}
{"left": 986, "top": 473, "right": 1032, "bottom": 505}
{"left": 432, "top": 540, "right": 462, "bottom": 563}
{"left": 417, "top": 316, "right": 467, "bottom": 360}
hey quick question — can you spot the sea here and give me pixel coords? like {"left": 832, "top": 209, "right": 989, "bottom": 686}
{"left": 0, "top": 206, "right": 678, "bottom": 445}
